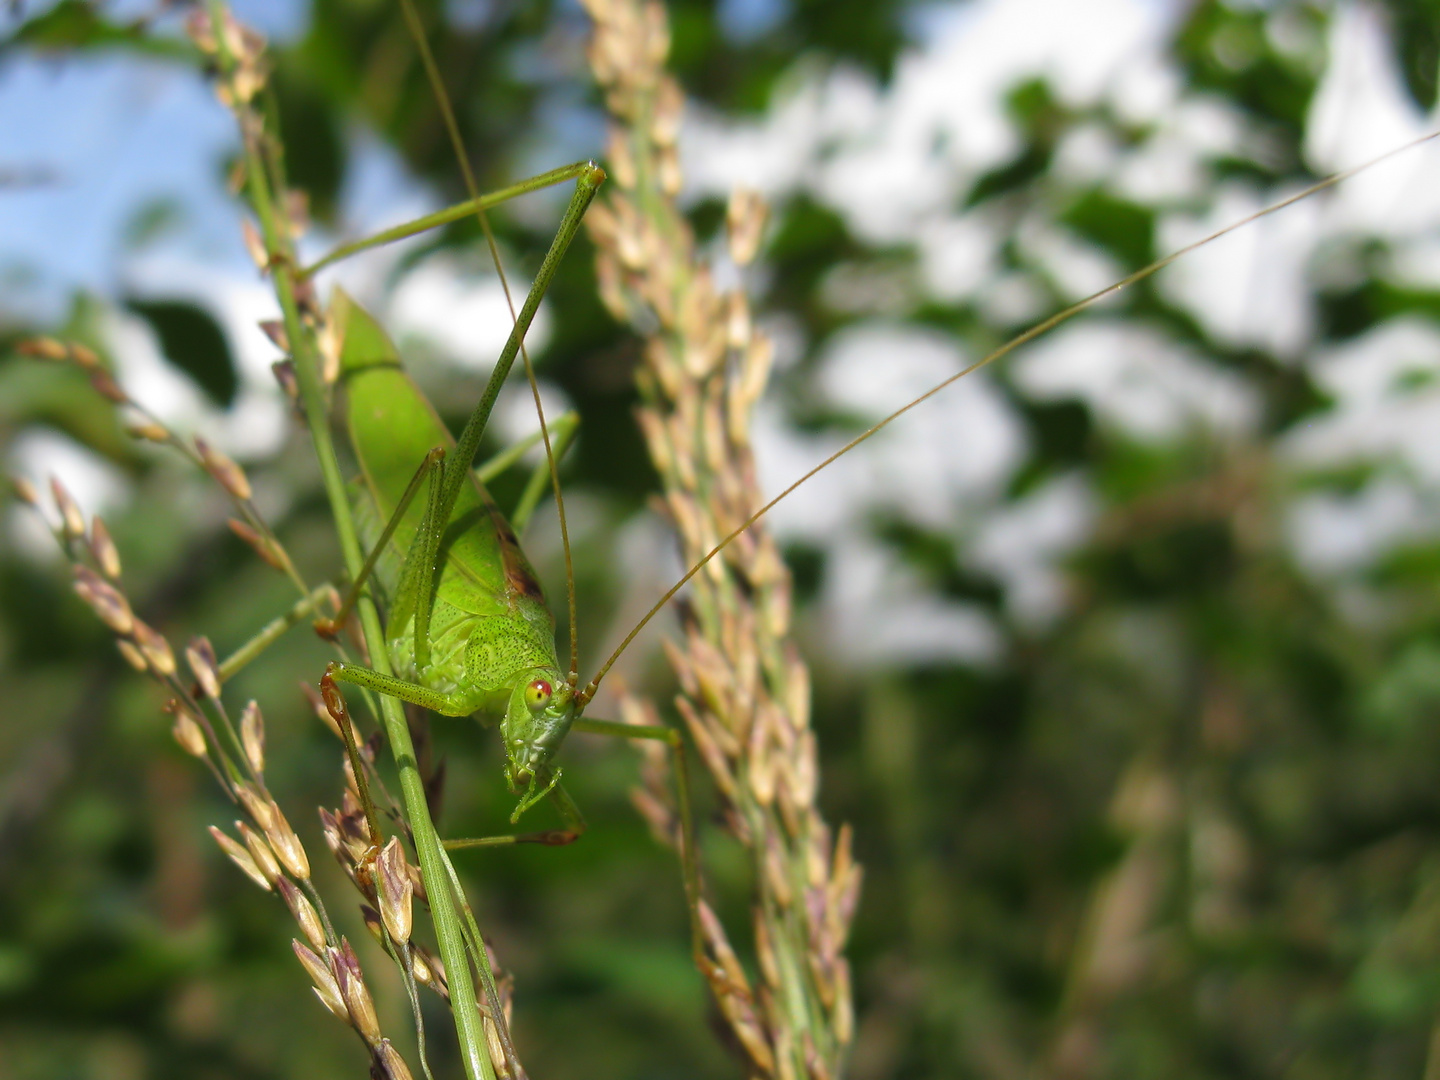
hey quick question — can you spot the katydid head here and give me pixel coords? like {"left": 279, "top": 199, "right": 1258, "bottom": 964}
{"left": 502, "top": 670, "right": 576, "bottom": 820}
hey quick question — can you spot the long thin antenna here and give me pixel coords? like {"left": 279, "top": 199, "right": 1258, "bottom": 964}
{"left": 396, "top": 0, "right": 581, "bottom": 685}
{"left": 578, "top": 127, "right": 1440, "bottom": 705}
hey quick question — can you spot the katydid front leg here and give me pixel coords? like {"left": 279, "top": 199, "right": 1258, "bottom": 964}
{"left": 442, "top": 715, "right": 716, "bottom": 981}
{"left": 326, "top": 659, "right": 475, "bottom": 717}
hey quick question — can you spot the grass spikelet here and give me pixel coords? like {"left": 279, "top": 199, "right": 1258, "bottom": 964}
{"left": 580, "top": 1, "right": 858, "bottom": 1074}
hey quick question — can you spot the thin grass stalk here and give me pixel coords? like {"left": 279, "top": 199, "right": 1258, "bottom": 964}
{"left": 17, "top": 428, "right": 429, "bottom": 1079}
{"left": 195, "top": 7, "right": 495, "bottom": 1076}
{"left": 579, "top": 2, "right": 861, "bottom": 1076}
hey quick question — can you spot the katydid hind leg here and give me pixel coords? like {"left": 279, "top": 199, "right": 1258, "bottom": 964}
{"left": 430, "top": 169, "right": 603, "bottom": 557}
{"left": 425, "top": 171, "right": 603, "bottom": 686}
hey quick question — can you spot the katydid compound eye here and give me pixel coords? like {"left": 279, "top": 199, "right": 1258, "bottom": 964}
{"left": 525, "top": 679, "right": 552, "bottom": 711}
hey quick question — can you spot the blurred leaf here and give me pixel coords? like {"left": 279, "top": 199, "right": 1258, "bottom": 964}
{"left": 269, "top": 68, "right": 345, "bottom": 225}
{"left": 124, "top": 299, "right": 237, "bottom": 408}
{"left": 5, "top": 0, "right": 192, "bottom": 59}
{"left": 1378, "top": 0, "right": 1440, "bottom": 110}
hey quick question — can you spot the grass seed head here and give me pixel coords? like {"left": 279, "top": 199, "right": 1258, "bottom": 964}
{"left": 240, "top": 700, "right": 265, "bottom": 774}
{"left": 334, "top": 939, "right": 381, "bottom": 1046}
{"left": 292, "top": 939, "right": 346, "bottom": 1021}
{"left": 318, "top": 807, "right": 347, "bottom": 864}
{"left": 277, "top": 876, "right": 325, "bottom": 952}
{"left": 258, "top": 319, "right": 289, "bottom": 350}
{"left": 68, "top": 343, "right": 100, "bottom": 370}
{"left": 482, "top": 1016, "right": 510, "bottom": 1079}
{"left": 194, "top": 437, "right": 253, "bottom": 501}
{"left": 169, "top": 703, "right": 209, "bottom": 758}
{"left": 233, "top": 782, "right": 274, "bottom": 831}
{"left": 226, "top": 517, "right": 288, "bottom": 572}
{"left": 237, "top": 821, "right": 282, "bottom": 885}
{"left": 88, "top": 516, "right": 122, "bottom": 579}
{"left": 16, "top": 337, "right": 68, "bottom": 361}
{"left": 88, "top": 370, "right": 127, "bottom": 405}
{"left": 50, "top": 478, "right": 85, "bottom": 539}
{"left": 131, "top": 619, "right": 176, "bottom": 676}
{"left": 375, "top": 837, "right": 413, "bottom": 946}
{"left": 208, "top": 825, "right": 271, "bottom": 891}
{"left": 262, "top": 799, "right": 310, "bottom": 881}
{"left": 360, "top": 904, "right": 384, "bottom": 946}
{"left": 186, "top": 638, "right": 222, "bottom": 700}
{"left": 11, "top": 476, "right": 39, "bottom": 506}
{"left": 116, "top": 639, "right": 148, "bottom": 672}
{"left": 284, "top": 189, "right": 309, "bottom": 240}
{"left": 240, "top": 219, "right": 268, "bottom": 270}
{"left": 125, "top": 420, "right": 170, "bottom": 443}
{"left": 270, "top": 360, "right": 300, "bottom": 404}
{"left": 374, "top": 1039, "right": 416, "bottom": 1080}
{"left": 410, "top": 948, "right": 436, "bottom": 990}
{"left": 72, "top": 566, "right": 133, "bottom": 636}
{"left": 726, "top": 188, "right": 768, "bottom": 268}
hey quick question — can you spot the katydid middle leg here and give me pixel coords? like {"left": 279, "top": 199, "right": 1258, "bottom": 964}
{"left": 444, "top": 781, "right": 588, "bottom": 850}
{"left": 509, "top": 410, "right": 579, "bottom": 535}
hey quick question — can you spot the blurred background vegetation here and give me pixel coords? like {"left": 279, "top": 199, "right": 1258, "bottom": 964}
{"left": 6, "top": 0, "right": 1440, "bottom": 1077}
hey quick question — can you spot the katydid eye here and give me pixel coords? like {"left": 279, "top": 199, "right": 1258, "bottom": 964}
{"left": 525, "top": 679, "right": 552, "bottom": 711}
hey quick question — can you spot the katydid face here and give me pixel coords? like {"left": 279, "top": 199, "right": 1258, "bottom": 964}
{"left": 502, "top": 671, "right": 576, "bottom": 808}
{"left": 504, "top": 671, "right": 576, "bottom": 775}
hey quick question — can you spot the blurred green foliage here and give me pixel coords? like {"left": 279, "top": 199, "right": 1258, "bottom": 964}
{"left": 6, "top": 1, "right": 1440, "bottom": 1078}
